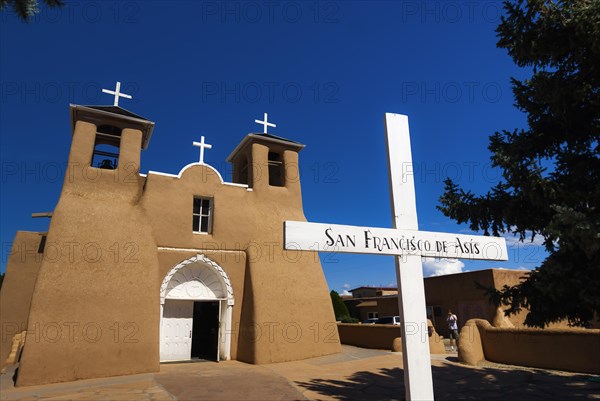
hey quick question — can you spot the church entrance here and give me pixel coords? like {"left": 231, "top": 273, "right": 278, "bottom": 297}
{"left": 161, "top": 300, "right": 220, "bottom": 361}
{"left": 159, "top": 255, "right": 234, "bottom": 362}
{"left": 191, "top": 301, "right": 220, "bottom": 360}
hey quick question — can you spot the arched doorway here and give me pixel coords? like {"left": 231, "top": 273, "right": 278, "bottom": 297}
{"left": 159, "top": 254, "right": 234, "bottom": 362}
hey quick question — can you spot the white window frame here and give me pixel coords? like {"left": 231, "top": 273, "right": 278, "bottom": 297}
{"left": 367, "top": 312, "right": 378, "bottom": 319}
{"left": 193, "top": 196, "right": 213, "bottom": 234}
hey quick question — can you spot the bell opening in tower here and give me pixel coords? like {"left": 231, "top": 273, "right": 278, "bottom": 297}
{"left": 92, "top": 125, "right": 122, "bottom": 169}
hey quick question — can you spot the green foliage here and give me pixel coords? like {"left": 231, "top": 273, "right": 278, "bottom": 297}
{"left": 340, "top": 316, "right": 359, "bottom": 324}
{"left": 0, "top": 0, "right": 64, "bottom": 22}
{"left": 330, "top": 290, "right": 351, "bottom": 320}
{"left": 439, "top": 0, "right": 600, "bottom": 328}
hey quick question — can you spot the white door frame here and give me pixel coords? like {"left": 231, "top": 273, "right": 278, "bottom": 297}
{"left": 159, "top": 254, "right": 234, "bottom": 362}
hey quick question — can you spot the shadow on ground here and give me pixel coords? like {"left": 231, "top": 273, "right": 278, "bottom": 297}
{"left": 294, "top": 360, "right": 600, "bottom": 401}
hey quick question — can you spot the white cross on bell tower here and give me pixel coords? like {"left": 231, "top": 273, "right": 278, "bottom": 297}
{"left": 254, "top": 112, "right": 276, "bottom": 134}
{"left": 102, "top": 81, "right": 132, "bottom": 107}
{"left": 193, "top": 136, "right": 212, "bottom": 165}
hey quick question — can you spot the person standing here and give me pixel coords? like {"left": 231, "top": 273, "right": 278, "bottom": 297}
{"left": 446, "top": 310, "right": 459, "bottom": 352}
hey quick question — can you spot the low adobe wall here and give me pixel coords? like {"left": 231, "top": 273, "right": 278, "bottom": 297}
{"left": 337, "top": 321, "right": 445, "bottom": 354}
{"left": 459, "top": 319, "right": 600, "bottom": 374}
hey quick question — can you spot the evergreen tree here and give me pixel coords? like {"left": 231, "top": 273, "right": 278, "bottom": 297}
{"left": 330, "top": 290, "right": 351, "bottom": 320}
{"left": 1, "top": 0, "right": 64, "bottom": 22}
{"left": 439, "top": 0, "right": 599, "bottom": 327}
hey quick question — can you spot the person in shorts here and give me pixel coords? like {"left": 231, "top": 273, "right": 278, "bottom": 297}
{"left": 447, "top": 310, "right": 459, "bottom": 352}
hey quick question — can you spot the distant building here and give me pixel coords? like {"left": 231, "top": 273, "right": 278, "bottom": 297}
{"left": 345, "top": 269, "right": 532, "bottom": 336}
{"left": 349, "top": 286, "right": 398, "bottom": 298}
{"left": 345, "top": 286, "right": 398, "bottom": 322}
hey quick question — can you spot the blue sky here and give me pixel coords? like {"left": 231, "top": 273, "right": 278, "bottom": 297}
{"left": 0, "top": 1, "right": 545, "bottom": 293}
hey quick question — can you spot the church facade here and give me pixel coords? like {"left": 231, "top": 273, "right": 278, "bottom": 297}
{"left": 0, "top": 104, "right": 341, "bottom": 386}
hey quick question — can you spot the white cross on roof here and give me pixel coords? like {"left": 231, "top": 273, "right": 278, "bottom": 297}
{"left": 193, "top": 135, "right": 212, "bottom": 165}
{"left": 102, "top": 81, "right": 132, "bottom": 107}
{"left": 254, "top": 112, "right": 276, "bottom": 134}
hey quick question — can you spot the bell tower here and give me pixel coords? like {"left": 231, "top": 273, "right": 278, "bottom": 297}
{"left": 67, "top": 81, "right": 154, "bottom": 190}
{"left": 67, "top": 104, "right": 154, "bottom": 190}
{"left": 227, "top": 112, "right": 305, "bottom": 202}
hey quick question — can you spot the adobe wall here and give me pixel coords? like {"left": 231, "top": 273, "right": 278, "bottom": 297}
{"left": 375, "top": 270, "right": 532, "bottom": 336}
{"left": 337, "top": 321, "right": 445, "bottom": 354}
{"left": 377, "top": 296, "right": 447, "bottom": 344}
{"left": 424, "top": 269, "right": 498, "bottom": 335}
{"left": 0, "top": 231, "right": 44, "bottom": 371}
{"left": 459, "top": 319, "right": 600, "bottom": 374}
{"left": 337, "top": 324, "right": 401, "bottom": 351}
{"left": 490, "top": 269, "right": 529, "bottom": 327}
{"left": 377, "top": 297, "right": 400, "bottom": 317}
{"left": 17, "top": 124, "right": 161, "bottom": 386}
{"left": 377, "top": 271, "right": 498, "bottom": 333}
{"left": 487, "top": 270, "right": 598, "bottom": 329}
{"left": 142, "top": 144, "right": 341, "bottom": 363}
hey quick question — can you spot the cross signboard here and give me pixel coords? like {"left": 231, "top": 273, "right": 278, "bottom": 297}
{"left": 284, "top": 113, "right": 508, "bottom": 401}
{"left": 284, "top": 221, "right": 508, "bottom": 261}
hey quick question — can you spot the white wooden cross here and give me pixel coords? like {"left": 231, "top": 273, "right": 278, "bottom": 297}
{"left": 193, "top": 135, "right": 212, "bottom": 165}
{"left": 254, "top": 112, "right": 276, "bottom": 134}
{"left": 102, "top": 81, "right": 132, "bottom": 107}
{"left": 284, "top": 113, "right": 508, "bottom": 401}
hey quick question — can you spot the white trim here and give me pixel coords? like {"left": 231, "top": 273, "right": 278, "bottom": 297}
{"left": 147, "top": 162, "right": 250, "bottom": 190}
{"left": 147, "top": 170, "right": 179, "bottom": 178}
{"left": 158, "top": 246, "right": 245, "bottom": 254}
{"left": 160, "top": 254, "right": 234, "bottom": 306}
{"left": 224, "top": 182, "right": 251, "bottom": 189}
{"left": 151, "top": 162, "right": 223, "bottom": 181}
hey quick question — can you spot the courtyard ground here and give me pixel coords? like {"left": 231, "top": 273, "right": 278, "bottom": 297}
{"left": 1, "top": 345, "right": 598, "bottom": 400}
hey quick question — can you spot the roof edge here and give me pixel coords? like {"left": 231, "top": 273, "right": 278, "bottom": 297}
{"left": 226, "top": 133, "right": 306, "bottom": 162}
{"left": 69, "top": 104, "right": 155, "bottom": 149}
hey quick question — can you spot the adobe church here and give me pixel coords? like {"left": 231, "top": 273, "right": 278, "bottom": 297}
{"left": 0, "top": 89, "right": 341, "bottom": 386}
